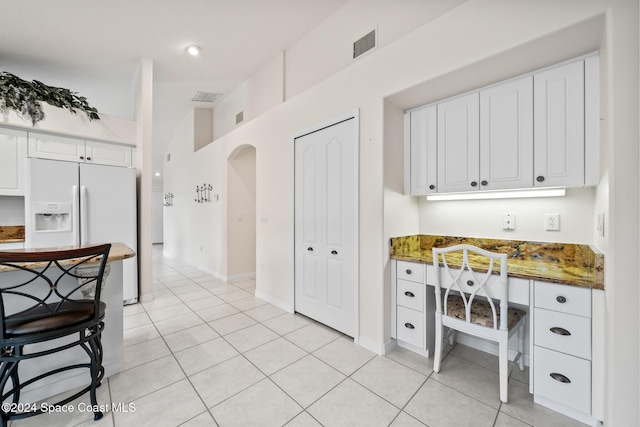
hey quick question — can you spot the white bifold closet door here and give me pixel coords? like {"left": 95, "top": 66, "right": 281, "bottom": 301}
{"left": 294, "top": 116, "right": 357, "bottom": 337}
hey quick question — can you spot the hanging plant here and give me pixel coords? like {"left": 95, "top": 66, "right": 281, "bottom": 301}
{"left": 0, "top": 72, "right": 100, "bottom": 126}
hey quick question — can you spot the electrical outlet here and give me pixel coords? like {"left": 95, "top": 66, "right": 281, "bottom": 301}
{"left": 545, "top": 213, "right": 560, "bottom": 231}
{"left": 502, "top": 213, "right": 515, "bottom": 230}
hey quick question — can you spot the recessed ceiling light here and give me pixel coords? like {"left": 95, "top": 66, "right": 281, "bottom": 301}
{"left": 186, "top": 45, "right": 202, "bottom": 56}
{"left": 155, "top": 172, "right": 161, "bottom": 177}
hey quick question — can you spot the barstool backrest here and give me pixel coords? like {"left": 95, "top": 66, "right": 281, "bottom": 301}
{"left": 0, "top": 244, "right": 111, "bottom": 342}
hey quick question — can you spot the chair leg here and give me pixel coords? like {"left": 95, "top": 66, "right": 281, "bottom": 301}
{"left": 448, "top": 329, "right": 456, "bottom": 347}
{"left": 85, "top": 327, "right": 104, "bottom": 421}
{"left": 499, "top": 337, "right": 509, "bottom": 403}
{"left": 517, "top": 322, "right": 525, "bottom": 371}
{"left": 433, "top": 315, "right": 443, "bottom": 373}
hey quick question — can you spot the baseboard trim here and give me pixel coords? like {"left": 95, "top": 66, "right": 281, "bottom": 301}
{"left": 254, "top": 290, "right": 293, "bottom": 313}
{"left": 356, "top": 336, "right": 386, "bottom": 355}
{"left": 227, "top": 272, "right": 256, "bottom": 282}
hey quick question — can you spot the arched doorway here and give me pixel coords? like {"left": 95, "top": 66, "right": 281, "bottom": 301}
{"left": 226, "top": 145, "right": 256, "bottom": 282}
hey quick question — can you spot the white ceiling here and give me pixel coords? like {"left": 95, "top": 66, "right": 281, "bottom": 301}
{"left": 0, "top": 0, "right": 349, "bottom": 183}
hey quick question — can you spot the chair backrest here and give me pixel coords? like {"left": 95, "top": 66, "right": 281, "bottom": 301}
{"left": 432, "top": 244, "right": 508, "bottom": 330}
{"left": 0, "top": 244, "right": 111, "bottom": 339}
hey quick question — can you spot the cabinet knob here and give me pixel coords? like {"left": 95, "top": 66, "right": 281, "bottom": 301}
{"left": 466, "top": 280, "right": 474, "bottom": 287}
{"left": 404, "top": 323, "right": 415, "bottom": 330}
{"left": 405, "top": 269, "right": 412, "bottom": 275}
{"left": 536, "top": 176, "right": 545, "bottom": 182}
{"left": 79, "top": 156, "right": 85, "bottom": 160}
{"left": 404, "top": 291, "right": 415, "bottom": 298}
{"left": 470, "top": 181, "right": 478, "bottom": 187}
{"left": 86, "top": 156, "right": 92, "bottom": 161}
{"left": 556, "top": 296, "right": 567, "bottom": 304}
{"left": 481, "top": 180, "right": 488, "bottom": 186}
{"left": 331, "top": 250, "right": 338, "bottom": 255}
{"left": 429, "top": 185, "right": 435, "bottom": 190}
{"left": 550, "top": 372, "right": 571, "bottom": 384}
{"left": 550, "top": 327, "right": 571, "bottom": 336}
{"left": 307, "top": 247, "right": 314, "bottom": 252}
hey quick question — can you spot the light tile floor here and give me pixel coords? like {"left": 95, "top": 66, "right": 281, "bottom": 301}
{"left": 11, "top": 245, "right": 588, "bottom": 426}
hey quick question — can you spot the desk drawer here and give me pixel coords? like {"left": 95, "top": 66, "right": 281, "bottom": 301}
{"left": 396, "top": 306, "right": 424, "bottom": 349}
{"left": 397, "top": 279, "right": 424, "bottom": 312}
{"left": 534, "top": 308, "right": 591, "bottom": 359}
{"left": 535, "top": 281, "right": 591, "bottom": 317}
{"left": 534, "top": 346, "right": 591, "bottom": 414}
{"left": 397, "top": 261, "right": 425, "bottom": 283}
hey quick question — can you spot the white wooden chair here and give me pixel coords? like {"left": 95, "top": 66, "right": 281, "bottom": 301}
{"left": 431, "top": 244, "right": 526, "bottom": 403}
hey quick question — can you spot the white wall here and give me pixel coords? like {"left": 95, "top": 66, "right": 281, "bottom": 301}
{"left": 213, "top": 53, "right": 285, "bottom": 140}
{"left": 152, "top": 191, "right": 163, "bottom": 244}
{"left": 227, "top": 146, "right": 256, "bottom": 279}
{"left": 417, "top": 189, "right": 596, "bottom": 243}
{"left": 164, "top": 1, "right": 640, "bottom": 423}
{"left": 164, "top": 110, "right": 227, "bottom": 279}
{"left": 284, "top": 0, "right": 466, "bottom": 100}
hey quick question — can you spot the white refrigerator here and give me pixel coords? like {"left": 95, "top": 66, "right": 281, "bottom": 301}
{"left": 25, "top": 157, "right": 138, "bottom": 304}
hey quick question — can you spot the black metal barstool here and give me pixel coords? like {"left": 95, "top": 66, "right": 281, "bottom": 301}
{"left": 0, "top": 244, "right": 111, "bottom": 426}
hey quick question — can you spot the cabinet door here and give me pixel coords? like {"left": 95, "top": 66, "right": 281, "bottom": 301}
{"left": 0, "top": 128, "right": 27, "bottom": 195}
{"left": 85, "top": 140, "right": 132, "bottom": 167}
{"left": 28, "top": 132, "right": 86, "bottom": 163}
{"left": 480, "top": 76, "right": 533, "bottom": 190}
{"left": 534, "top": 60, "right": 584, "bottom": 187}
{"left": 409, "top": 106, "right": 437, "bottom": 194}
{"left": 437, "top": 92, "right": 479, "bottom": 193}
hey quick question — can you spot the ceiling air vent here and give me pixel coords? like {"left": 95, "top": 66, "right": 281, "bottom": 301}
{"left": 353, "top": 29, "right": 376, "bottom": 59}
{"left": 192, "top": 91, "right": 221, "bottom": 103}
{"left": 236, "top": 111, "right": 244, "bottom": 124}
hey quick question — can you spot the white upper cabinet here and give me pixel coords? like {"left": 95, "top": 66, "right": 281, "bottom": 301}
{"left": 406, "top": 105, "right": 437, "bottom": 194}
{"left": 28, "top": 132, "right": 85, "bottom": 163}
{"left": 86, "top": 140, "right": 133, "bottom": 168}
{"left": 437, "top": 92, "right": 480, "bottom": 193}
{"left": 480, "top": 76, "right": 534, "bottom": 190}
{"left": 0, "top": 128, "right": 28, "bottom": 196}
{"left": 28, "top": 131, "right": 132, "bottom": 167}
{"left": 404, "top": 54, "right": 599, "bottom": 195}
{"left": 533, "top": 60, "right": 585, "bottom": 187}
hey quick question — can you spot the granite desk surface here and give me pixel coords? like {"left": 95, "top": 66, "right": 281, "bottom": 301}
{"left": 0, "top": 242, "right": 135, "bottom": 273}
{"left": 390, "top": 235, "right": 604, "bottom": 290}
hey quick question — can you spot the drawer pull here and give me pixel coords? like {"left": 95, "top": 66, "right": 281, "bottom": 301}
{"left": 331, "top": 250, "right": 338, "bottom": 255}
{"left": 556, "top": 296, "right": 567, "bottom": 304}
{"left": 404, "top": 291, "right": 415, "bottom": 298}
{"left": 466, "top": 280, "right": 474, "bottom": 287}
{"left": 307, "top": 247, "right": 314, "bottom": 252}
{"left": 405, "top": 269, "right": 412, "bottom": 275}
{"left": 550, "top": 327, "right": 571, "bottom": 336}
{"left": 404, "top": 323, "right": 415, "bottom": 330}
{"left": 550, "top": 372, "right": 571, "bottom": 384}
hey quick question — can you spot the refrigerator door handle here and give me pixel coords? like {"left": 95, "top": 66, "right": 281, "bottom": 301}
{"left": 80, "top": 185, "right": 88, "bottom": 245}
{"left": 72, "top": 185, "right": 80, "bottom": 246}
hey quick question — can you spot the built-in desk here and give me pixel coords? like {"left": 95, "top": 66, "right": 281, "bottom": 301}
{"left": 0, "top": 242, "right": 135, "bottom": 403}
{"left": 389, "top": 235, "right": 604, "bottom": 427}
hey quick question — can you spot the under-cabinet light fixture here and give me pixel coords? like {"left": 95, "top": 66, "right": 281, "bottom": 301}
{"left": 426, "top": 187, "right": 566, "bottom": 201}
